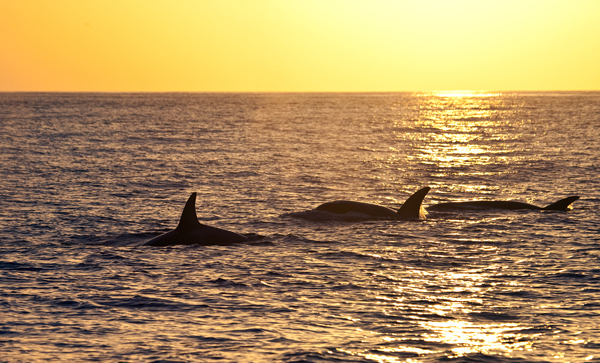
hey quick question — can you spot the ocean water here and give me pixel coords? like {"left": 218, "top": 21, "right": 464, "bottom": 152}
{"left": 0, "top": 92, "right": 599, "bottom": 362}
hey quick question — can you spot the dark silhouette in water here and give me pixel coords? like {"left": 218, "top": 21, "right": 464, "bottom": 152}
{"left": 142, "top": 193, "right": 248, "bottom": 246}
{"left": 428, "top": 196, "right": 579, "bottom": 212}
{"left": 315, "top": 187, "right": 431, "bottom": 219}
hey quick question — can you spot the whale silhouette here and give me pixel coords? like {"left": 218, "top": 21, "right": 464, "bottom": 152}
{"left": 427, "top": 195, "right": 579, "bottom": 212}
{"left": 142, "top": 193, "right": 248, "bottom": 246}
{"left": 314, "top": 187, "right": 431, "bottom": 219}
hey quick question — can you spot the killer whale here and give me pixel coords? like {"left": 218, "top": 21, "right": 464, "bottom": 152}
{"left": 315, "top": 187, "right": 431, "bottom": 219}
{"left": 142, "top": 193, "right": 248, "bottom": 246}
{"left": 427, "top": 196, "right": 579, "bottom": 212}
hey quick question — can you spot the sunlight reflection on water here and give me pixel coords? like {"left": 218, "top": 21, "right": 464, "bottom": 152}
{"left": 412, "top": 92, "right": 517, "bottom": 170}
{"left": 382, "top": 91, "right": 537, "bottom": 200}
{"left": 1, "top": 92, "right": 598, "bottom": 362}
{"left": 422, "top": 320, "right": 533, "bottom": 357}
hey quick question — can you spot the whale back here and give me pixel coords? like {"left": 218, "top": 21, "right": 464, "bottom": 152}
{"left": 316, "top": 200, "right": 401, "bottom": 218}
{"left": 143, "top": 192, "right": 248, "bottom": 246}
{"left": 542, "top": 196, "right": 580, "bottom": 211}
{"left": 176, "top": 192, "right": 203, "bottom": 231}
{"left": 397, "top": 187, "right": 431, "bottom": 219}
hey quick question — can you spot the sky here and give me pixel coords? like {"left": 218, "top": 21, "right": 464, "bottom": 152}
{"left": 1, "top": 0, "right": 599, "bottom": 92}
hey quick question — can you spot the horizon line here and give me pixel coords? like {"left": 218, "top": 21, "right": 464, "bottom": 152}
{"left": 1, "top": 89, "right": 599, "bottom": 94}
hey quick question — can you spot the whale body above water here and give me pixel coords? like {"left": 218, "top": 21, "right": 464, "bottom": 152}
{"left": 427, "top": 196, "right": 580, "bottom": 212}
{"left": 315, "top": 187, "right": 431, "bottom": 219}
{"left": 142, "top": 193, "right": 248, "bottom": 247}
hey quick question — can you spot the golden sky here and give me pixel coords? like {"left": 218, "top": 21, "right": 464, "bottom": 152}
{"left": 1, "top": 0, "right": 599, "bottom": 92}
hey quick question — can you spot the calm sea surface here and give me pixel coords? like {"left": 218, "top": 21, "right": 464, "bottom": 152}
{"left": 1, "top": 92, "right": 599, "bottom": 362}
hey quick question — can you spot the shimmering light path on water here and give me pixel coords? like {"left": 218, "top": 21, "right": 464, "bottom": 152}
{"left": 1, "top": 92, "right": 599, "bottom": 362}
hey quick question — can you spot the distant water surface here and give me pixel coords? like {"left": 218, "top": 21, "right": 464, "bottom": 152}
{"left": 0, "top": 92, "right": 599, "bottom": 362}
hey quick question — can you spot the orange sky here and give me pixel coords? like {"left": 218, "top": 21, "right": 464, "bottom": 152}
{"left": 1, "top": 0, "right": 599, "bottom": 92}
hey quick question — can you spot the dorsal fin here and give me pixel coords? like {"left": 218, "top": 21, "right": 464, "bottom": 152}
{"left": 176, "top": 193, "right": 202, "bottom": 230}
{"left": 542, "top": 196, "right": 580, "bottom": 211}
{"left": 397, "top": 187, "right": 431, "bottom": 219}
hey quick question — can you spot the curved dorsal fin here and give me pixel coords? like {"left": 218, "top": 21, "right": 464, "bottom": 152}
{"left": 542, "top": 196, "right": 580, "bottom": 211}
{"left": 176, "top": 192, "right": 202, "bottom": 230}
{"left": 397, "top": 187, "right": 431, "bottom": 219}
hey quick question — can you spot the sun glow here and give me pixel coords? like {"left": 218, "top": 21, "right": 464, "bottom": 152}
{"left": 1, "top": 0, "right": 599, "bottom": 91}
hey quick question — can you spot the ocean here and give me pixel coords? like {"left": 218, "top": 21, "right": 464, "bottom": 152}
{"left": 0, "top": 92, "right": 598, "bottom": 362}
